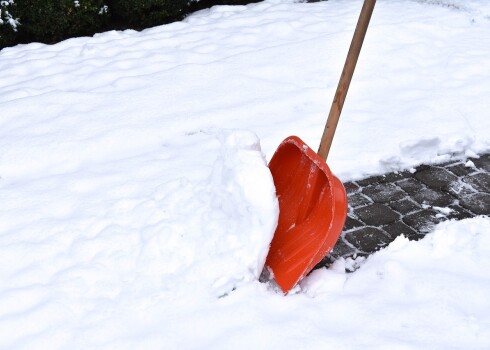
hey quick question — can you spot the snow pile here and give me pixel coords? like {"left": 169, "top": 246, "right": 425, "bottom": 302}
{"left": 147, "top": 130, "right": 278, "bottom": 297}
{"left": 298, "top": 217, "right": 490, "bottom": 349}
{"left": 0, "top": 128, "right": 278, "bottom": 348}
{"left": 148, "top": 217, "right": 490, "bottom": 350}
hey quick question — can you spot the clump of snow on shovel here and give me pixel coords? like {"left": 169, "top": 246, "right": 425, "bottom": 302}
{"left": 143, "top": 130, "right": 278, "bottom": 297}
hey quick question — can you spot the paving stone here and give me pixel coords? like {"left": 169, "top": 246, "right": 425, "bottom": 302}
{"left": 383, "top": 221, "right": 424, "bottom": 241}
{"left": 348, "top": 192, "right": 372, "bottom": 208}
{"left": 343, "top": 215, "right": 364, "bottom": 231}
{"left": 362, "top": 183, "right": 406, "bottom": 203}
{"left": 329, "top": 238, "right": 358, "bottom": 259}
{"left": 444, "top": 205, "right": 474, "bottom": 221}
{"left": 396, "top": 178, "right": 426, "bottom": 195}
{"left": 344, "top": 181, "right": 360, "bottom": 194}
{"left": 471, "top": 154, "right": 490, "bottom": 172}
{"left": 402, "top": 209, "right": 444, "bottom": 233}
{"left": 412, "top": 188, "right": 455, "bottom": 207}
{"left": 447, "top": 180, "right": 478, "bottom": 197}
{"left": 462, "top": 173, "right": 490, "bottom": 193}
{"left": 415, "top": 167, "right": 458, "bottom": 191}
{"left": 445, "top": 163, "right": 476, "bottom": 177}
{"left": 356, "top": 175, "right": 382, "bottom": 187}
{"left": 345, "top": 227, "right": 394, "bottom": 253}
{"left": 389, "top": 197, "right": 422, "bottom": 215}
{"left": 318, "top": 152, "right": 489, "bottom": 271}
{"left": 313, "top": 255, "right": 335, "bottom": 269}
{"left": 377, "top": 170, "right": 412, "bottom": 183}
{"left": 460, "top": 193, "right": 490, "bottom": 216}
{"left": 414, "top": 164, "right": 431, "bottom": 173}
{"left": 315, "top": 239, "right": 359, "bottom": 269}
{"left": 354, "top": 203, "right": 400, "bottom": 226}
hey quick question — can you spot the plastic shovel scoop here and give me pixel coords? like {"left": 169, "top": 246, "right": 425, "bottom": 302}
{"left": 266, "top": 136, "right": 348, "bottom": 292}
{"left": 265, "top": 0, "right": 376, "bottom": 293}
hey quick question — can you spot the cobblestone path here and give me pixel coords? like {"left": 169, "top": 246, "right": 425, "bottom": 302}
{"left": 318, "top": 154, "right": 490, "bottom": 270}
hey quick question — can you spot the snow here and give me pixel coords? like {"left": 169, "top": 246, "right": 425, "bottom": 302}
{"left": 300, "top": 217, "right": 490, "bottom": 349}
{"left": 0, "top": 0, "right": 489, "bottom": 348}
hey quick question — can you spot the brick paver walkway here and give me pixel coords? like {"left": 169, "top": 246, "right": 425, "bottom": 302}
{"left": 317, "top": 154, "right": 490, "bottom": 271}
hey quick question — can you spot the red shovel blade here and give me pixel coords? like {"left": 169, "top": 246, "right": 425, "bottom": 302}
{"left": 265, "top": 136, "right": 347, "bottom": 293}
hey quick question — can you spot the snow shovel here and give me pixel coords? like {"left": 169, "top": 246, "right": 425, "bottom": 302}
{"left": 265, "top": 0, "right": 376, "bottom": 293}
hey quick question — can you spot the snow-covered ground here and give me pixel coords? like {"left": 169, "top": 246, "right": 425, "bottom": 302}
{"left": 0, "top": 0, "right": 489, "bottom": 348}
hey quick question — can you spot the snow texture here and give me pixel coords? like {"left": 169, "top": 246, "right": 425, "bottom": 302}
{"left": 0, "top": 0, "right": 489, "bottom": 348}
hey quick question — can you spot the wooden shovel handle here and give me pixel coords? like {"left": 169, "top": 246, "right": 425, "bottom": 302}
{"left": 317, "top": 0, "right": 376, "bottom": 160}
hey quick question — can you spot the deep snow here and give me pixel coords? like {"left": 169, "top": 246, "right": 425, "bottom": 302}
{"left": 0, "top": 0, "right": 489, "bottom": 348}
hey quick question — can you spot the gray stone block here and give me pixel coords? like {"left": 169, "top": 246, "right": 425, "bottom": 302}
{"left": 445, "top": 205, "right": 474, "bottom": 221}
{"left": 471, "top": 154, "right": 490, "bottom": 172}
{"left": 415, "top": 167, "right": 458, "bottom": 191}
{"left": 460, "top": 193, "right": 490, "bottom": 216}
{"left": 348, "top": 192, "right": 372, "bottom": 208}
{"left": 412, "top": 188, "right": 455, "bottom": 207}
{"left": 329, "top": 238, "right": 358, "bottom": 259}
{"left": 383, "top": 221, "right": 423, "bottom": 241}
{"left": 343, "top": 215, "right": 364, "bottom": 231}
{"left": 315, "top": 239, "right": 359, "bottom": 269}
{"left": 344, "top": 181, "right": 360, "bottom": 194}
{"left": 396, "top": 178, "right": 426, "bottom": 195}
{"left": 389, "top": 197, "right": 422, "bottom": 215}
{"left": 345, "top": 227, "right": 394, "bottom": 253}
{"left": 356, "top": 175, "right": 382, "bottom": 187}
{"left": 378, "top": 170, "right": 412, "bottom": 183}
{"left": 445, "top": 163, "right": 476, "bottom": 177}
{"left": 362, "top": 183, "right": 406, "bottom": 203}
{"left": 462, "top": 173, "right": 490, "bottom": 193}
{"left": 447, "top": 180, "right": 478, "bottom": 197}
{"left": 402, "top": 209, "right": 444, "bottom": 233}
{"left": 354, "top": 203, "right": 400, "bottom": 226}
